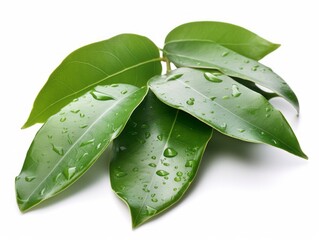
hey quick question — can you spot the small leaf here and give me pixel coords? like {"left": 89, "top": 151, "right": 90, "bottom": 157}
{"left": 110, "top": 92, "right": 213, "bottom": 227}
{"left": 165, "top": 21, "right": 280, "bottom": 60}
{"left": 164, "top": 40, "right": 299, "bottom": 112}
{"left": 16, "top": 84, "right": 148, "bottom": 211}
{"left": 23, "top": 34, "right": 161, "bottom": 128}
{"left": 149, "top": 68, "right": 307, "bottom": 159}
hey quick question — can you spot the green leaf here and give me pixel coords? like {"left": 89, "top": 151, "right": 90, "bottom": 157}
{"left": 149, "top": 68, "right": 307, "bottom": 159}
{"left": 165, "top": 21, "right": 280, "bottom": 60}
{"left": 110, "top": 92, "right": 213, "bottom": 227}
{"left": 164, "top": 40, "right": 299, "bottom": 112}
{"left": 16, "top": 84, "right": 148, "bottom": 211}
{"left": 23, "top": 34, "right": 162, "bottom": 128}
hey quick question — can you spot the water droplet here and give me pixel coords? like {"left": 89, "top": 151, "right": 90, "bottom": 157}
{"left": 80, "top": 139, "right": 95, "bottom": 147}
{"left": 54, "top": 173, "right": 62, "bottom": 183}
{"left": 238, "top": 129, "right": 245, "bottom": 133}
{"left": 119, "top": 146, "right": 127, "bottom": 151}
{"left": 141, "top": 123, "right": 148, "bottom": 129}
{"left": 73, "top": 98, "right": 79, "bottom": 102}
{"left": 166, "top": 73, "right": 183, "bottom": 81}
{"left": 96, "top": 143, "right": 102, "bottom": 149}
{"left": 204, "top": 72, "right": 223, "bottom": 83}
{"left": 121, "top": 90, "right": 128, "bottom": 94}
{"left": 64, "top": 167, "right": 77, "bottom": 180}
{"left": 40, "top": 188, "right": 46, "bottom": 196}
{"left": 186, "top": 98, "right": 195, "bottom": 105}
{"left": 266, "top": 107, "right": 271, "bottom": 112}
{"left": 222, "top": 95, "right": 230, "bottom": 100}
{"left": 151, "top": 155, "right": 156, "bottom": 160}
{"left": 90, "top": 91, "right": 114, "bottom": 101}
{"left": 151, "top": 198, "right": 158, "bottom": 203}
{"left": 176, "top": 171, "right": 183, "bottom": 177}
{"left": 116, "top": 171, "right": 127, "bottom": 178}
{"left": 164, "top": 147, "right": 178, "bottom": 158}
{"left": 210, "top": 96, "right": 217, "bottom": 101}
{"left": 62, "top": 127, "right": 68, "bottom": 134}
{"left": 145, "top": 132, "right": 151, "bottom": 139}
{"left": 222, "top": 51, "right": 229, "bottom": 57}
{"left": 231, "top": 84, "right": 241, "bottom": 97}
{"left": 80, "top": 113, "right": 85, "bottom": 118}
{"left": 272, "top": 139, "right": 278, "bottom": 145}
{"left": 265, "top": 114, "right": 270, "bottom": 118}
{"left": 52, "top": 144, "right": 64, "bottom": 156}
{"left": 80, "top": 124, "right": 88, "bottom": 129}
{"left": 47, "top": 135, "right": 53, "bottom": 139}
{"left": 163, "top": 162, "right": 170, "bottom": 166}
{"left": 60, "top": 117, "right": 66, "bottom": 122}
{"left": 148, "top": 163, "right": 157, "bottom": 168}
{"left": 156, "top": 170, "right": 169, "bottom": 177}
{"left": 25, "top": 176, "right": 36, "bottom": 182}
{"left": 244, "top": 59, "right": 250, "bottom": 63}
{"left": 173, "top": 188, "right": 178, "bottom": 191}
{"left": 71, "top": 109, "right": 80, "bottom": 114}
{"left": 157, "top": 134, "right": 163, "bottom": 141}
{"left": 251, "top": 65, "right": 259, "bottom": 71}
{"left": 146, "top": 205, "right": 157, "bottom": 216}
{"left": 174, "top": 177, "right": 181, "bottom": 182}
{"left": 185, "top": 160, "right": 196, "bottom": 168}
{"left": 261, "top": 131, "right": 265, "bottom": 135}
{"left": 220, "top": 123, "right": 227, "bottom": 130}
{"left": 132, "top": 167, "right": 139, "bottom": 172}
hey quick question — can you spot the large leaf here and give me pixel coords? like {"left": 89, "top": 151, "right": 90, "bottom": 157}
{"left": 165, "top": 21, "right": 280, "bottom": 60}
{"left": 149, "top": 68, "right": 307, "bottom": 159}
{"left": 164, "top": 40, "right": 299, "bottom": 112}
{"left": 110, "top": 92, "right": 213, "bottom": 227}
{"left": 23, "top": 34, "right": 162, "bottom": 128}
{"left": 16, "top": 84, "right": 148, "bottom": 211}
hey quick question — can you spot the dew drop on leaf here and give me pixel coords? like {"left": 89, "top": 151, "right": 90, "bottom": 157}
{"left": 203, "top": 72, "right": 223, "bottom": 83}
{"left": 52, "top": 144, "right": 64, "bottom": 156}
{"left": 146, "top": 205, "right": 157, "bottom": 216}
{"left": 222, "top": 51, "right": 229, "bottom": 57}
{"left": 80, "top": 139, "right": 95, "bottom": 147}
{"left": 156, "top": 170, "right": 169, "bottom": 177}
{"left": 63, "top": 167, "right": 77, "bottom": 180}
{"left": 186, "top": 98, "right": 195, "bottom": 105}
{"left": 163, "top": 147, "right": 178, "bottom": 158}
{"left": 90, "top": 91, "right": 115, "bottom": 101}
{"left": 174, "top": 177, "right": 181, "bottom": 182}
{"left": 25, "top": 176, "right": 36, "bottom": 182}
{"left": 60, "top": 117, "right": 66, "bottom": 122}
{"left": 231, "top": 84, "right": 241, "bottom": 97}
{"left": 116, "top": 171, "right": 127, "bottom": 178}
{"left": 166, "top": 73, "right": 183, "bottom": 81}
{"left": 185, "top": 160, "right": 196, "bottom": 168}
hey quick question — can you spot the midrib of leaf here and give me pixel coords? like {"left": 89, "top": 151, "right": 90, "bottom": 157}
{"left": 163, "top": 79, "right": 300, "bottom": 154}
{"left": 166, "top": 38, "right": 257, "bottom": 46}
{"left": 133, "top": 109, "right": 180, "bottom": 225}
{"left": 24, "top": 88, "right": 142, "bottom": 202}
{"left": 26, "top": 57, "right": 162, "bottom": 126}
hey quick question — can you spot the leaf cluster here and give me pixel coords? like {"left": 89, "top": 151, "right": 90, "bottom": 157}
{"left": 16, "top": 21, "right": 307, "bottom": 227}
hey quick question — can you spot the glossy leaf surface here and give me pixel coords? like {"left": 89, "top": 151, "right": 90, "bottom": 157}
{"left": 16, "top": 84, "right": 148, "bottom": 211}
{"left": 165, "top": 21, "right": 280, "bottom": 60}
{"left": 23, "top": 34, "right": 161, "bottom": 128}
{"left": 110, "top": 93, "right": 213, "bottom": 227}
{"left": 164, "top": 40, "right": 299, "bottom": 112}
{"left": 149, "top": 68, "right": 307, "bottom": 159}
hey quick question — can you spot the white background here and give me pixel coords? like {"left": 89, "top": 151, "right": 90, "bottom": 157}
{"left": 1, "top": 0, "right": 318, "bottom": 239}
